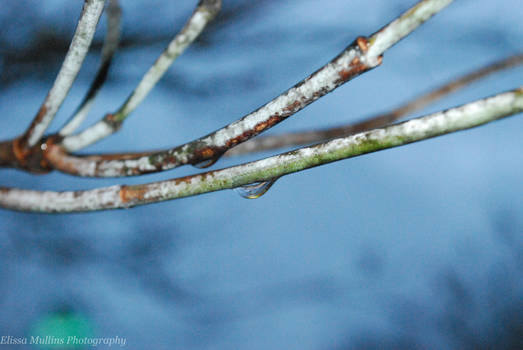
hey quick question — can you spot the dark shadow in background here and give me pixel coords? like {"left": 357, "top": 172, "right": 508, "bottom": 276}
{"left": 331, "top": 207, "right": 523, "bottom": 350}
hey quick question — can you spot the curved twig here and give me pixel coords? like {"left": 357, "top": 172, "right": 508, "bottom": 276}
{"left": 51, "top": 0, "right": 454, "bottom": 177}
{"left": 2, "top": 88, "right": 520, "bottom": 213}
{"left": 59, "top": 0, "right": 122, "bottom": 136}
{"left": 61, "top": 0, "right": 222, "bottom": 152}
{"left": 21, "top": 0, "right": 106, "bottom": 148}
{"left": 226, "top": 53, "right": 523, "bottom": 156}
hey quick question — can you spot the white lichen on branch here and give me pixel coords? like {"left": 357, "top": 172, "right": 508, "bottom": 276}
{"left": 60, "top": 0, "right": 122, "bottom": 136}
{"left": 2, "top": 88, "right": 520, "bottom": 213}
{"left": 62, "top": 0, "right": 222, "bottom": 152}
{"left": 367, "top": 0, "right": 453, "bottom": 57}
{"left": 226, "top": 53, "right": 523, "bottom": 156}
{"left": 23, "top": 0, "right": 106, "bottom": 147}
{"left": 2, "top": 0, "right": 519, "bottom": 214}
{"left": 52, "top": 0, "right": 455, "bottom": 177}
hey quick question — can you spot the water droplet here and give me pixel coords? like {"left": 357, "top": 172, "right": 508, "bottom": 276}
{"left": 193, "top": 156, "right": 220, "bottom": 169}
{"left": 235, "top": 178, "right": 278, "bottom": 199}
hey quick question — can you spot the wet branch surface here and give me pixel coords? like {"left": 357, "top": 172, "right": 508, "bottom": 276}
{"left": 1, "top": 88, "right": 521, "bottom": 212}
{"left": 2, "top": 0, "right": 522, "bottom": 213}
{"left": 226, "top": 54, "right": 523, "bottom": 156}
{"left": 47, "top": 0, "right": 452, "bottom": 177}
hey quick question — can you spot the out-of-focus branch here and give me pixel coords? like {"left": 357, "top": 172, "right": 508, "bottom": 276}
{"left": 20, "top": 0, "right": 105, "bottom": 148}
{"left": 49, "top": 0, "right": 454, "bottom": 177}
{"left": 226, "top": 53, "right": 523, "bottom": 156}
{"left": 59, "top": 0, "right": 122, "bottom": 136}
{"left": 61, "top": 0, "right": 222, "bottom": 152}
{"left": 2, "top": 88, "right": 520, "bottom": 213}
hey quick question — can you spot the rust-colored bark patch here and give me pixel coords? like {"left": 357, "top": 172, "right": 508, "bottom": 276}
{"left": 337, "top": 69, "right": 353, "bottom": 82}
{"left": 12, "top": 138, "right": 30, "bottom": 165}
{"left": 356, "top": 36, "right": 369, "bottom": 52}
{"left": 4, "top": 135, "right": 55, "bottom": 173}
{"left": 42, "top": 137, "right": 83, "bottom": 175}
{"left": 282, "top": 100, "right": 302, "bottom": 115}
{"left": 190, "top": 146, "right": 221, "bottom": 165}
{"left": 336, "top": 63, "right": 368, "bottom": 84}
{"left": 201, "top": 148, "right": 215, "bottom": 158}
{"left": 104, "top": 113, "right": 122, "bottom": 130}
{"left": 225, "top": 114, "right": 285, "bottom": 150}
{"left": 119, "top": 185, "right": 148, "bottom": 203}
{"left": 34, "top": 105, "right": 48, "bottom": 124}
{"left": 174, "top": 175, "right": 194, "bottom": 185}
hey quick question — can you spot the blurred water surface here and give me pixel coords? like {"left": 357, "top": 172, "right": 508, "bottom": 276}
{"left": 0, "top": 0, "right": 522, "bottom": 349}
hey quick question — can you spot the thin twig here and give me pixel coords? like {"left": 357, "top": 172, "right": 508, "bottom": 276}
{"left": 61, "top": 0, "right": 222, "bottom": 152}
{"left": 59, "top": 0, "right": 122, "bottom": 136}
{"left": 226, "top": 53, "right": 523, "bottom": 156}
{"left": 52, "top": 0, "right": 454, "bottom": 177}
{"left": 2, "top": 88, "right": 521, "bottom": 213}
{"left": 21, "top": 0, "right": 106, "bottom": 148}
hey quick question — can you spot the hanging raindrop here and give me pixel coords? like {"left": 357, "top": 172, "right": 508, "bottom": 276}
{"left": 234, "top": 178, "right": 279, "bottom": 199}
{"left": 192, "top": 156, "right": 221, "bottom": 169}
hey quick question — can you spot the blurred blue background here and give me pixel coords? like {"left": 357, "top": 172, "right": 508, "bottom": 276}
{"left": 0, "top": 0, "right": 522, "bottom": 349}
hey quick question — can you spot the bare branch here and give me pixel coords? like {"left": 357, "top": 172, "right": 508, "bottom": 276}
{"left": 61, "top": 0, "right": 222, "bottom": 152}
{"left": 59, "top": 0, "right": 122, "bottom": 136}
{"left": 366, "top": 0, "right": 452, "bottom": 57}
{"left": 52, "top": 0, "right": 454, "bottom": 177}
{"left": 3, "top": 88, "right": 520, "bottom": 213}
{"left": 21, "top": 0, "right": 106, "bottom": 148}
{"left": 226, "top": 53, "right": 523, "bottom": 156}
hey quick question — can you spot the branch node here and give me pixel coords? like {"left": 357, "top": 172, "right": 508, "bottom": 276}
{"left": 104, "top": 113, "right": 123, "bottom": 131}
{"left": 6, "top": 135, "right": 59, "bottom": 174}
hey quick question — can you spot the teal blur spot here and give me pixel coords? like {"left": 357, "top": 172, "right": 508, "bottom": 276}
{"left": 29, "top": 311, "right": 94, "bottom": 349}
